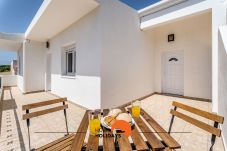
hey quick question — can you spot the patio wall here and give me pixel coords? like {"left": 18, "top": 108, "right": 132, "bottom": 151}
{"left": 218, "top": 26, "right": 227, "bottom": 149}
{"left": 211, "top": 0, "right": 227, "bottom": 113}
{"left": 153, "top": 12, "right": 212, "bottom": 99}
{"left": 0, "top": 75, "right": 17, "bottom": 86}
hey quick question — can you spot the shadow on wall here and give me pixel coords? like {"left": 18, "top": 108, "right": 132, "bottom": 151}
{"left": 142, "top": 0, "right": 208, "bottom": 21}
{"left": 0, "top": 87, "right": 26, "bottom": 151}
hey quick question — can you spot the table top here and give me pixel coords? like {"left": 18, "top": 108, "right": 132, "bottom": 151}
{"left": 70, "top": 107, "right": 181, "bottom": 151}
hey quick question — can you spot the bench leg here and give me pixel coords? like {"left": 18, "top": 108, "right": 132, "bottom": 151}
{"left": 209, "top": 122, "right": 219, "bottom": 151}
{"left": 26, "top": 109, "right": 32, "bottom": 151}
{"left": 168, "top": 107, "right": 177, "bottom": 134}
{"left": 63, "top": 101, "right": 69, "bottom": 135}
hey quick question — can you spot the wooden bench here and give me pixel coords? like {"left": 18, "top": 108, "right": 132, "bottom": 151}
{"left": 22, "top": 98, "right": 72, "bottom": 151}
{"left": 169, "top": 101, "right": 224, "bottom": 151}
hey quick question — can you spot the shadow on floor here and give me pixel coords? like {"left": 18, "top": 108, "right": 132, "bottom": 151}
{"left": 1, "top": 86, "right": 26, "bottom": 151}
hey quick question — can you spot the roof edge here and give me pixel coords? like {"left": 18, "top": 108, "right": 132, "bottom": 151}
{"left": 138, "top": 0, "right": 187, "bottom": 17}
{"left": 25, "top": 0, "right": 52, "bottom": 39}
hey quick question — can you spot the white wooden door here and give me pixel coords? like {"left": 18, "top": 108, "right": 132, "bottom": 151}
{"left": 162, "top": 51, "right": 184, "bottom": 95}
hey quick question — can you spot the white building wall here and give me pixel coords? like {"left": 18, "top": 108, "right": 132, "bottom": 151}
{"left": 153, "top": 12, "right": 212, "bottom": 99}
{"left": 23, "top": 40, "right": 47, "bottom": 92}
{"left": 48, "top": 0, "right": 155, "bottom": 109}
{"left": 100, "top": 0, "right": 155, "bottom": 108}
{"left": 218, "top": 26, "right": 227, "bottom": 150}
{"left": 211, "top": 0, "right": 227, "bottom": 112}
{"left": 49, "top": 9, "right": 101, "bottom": 109}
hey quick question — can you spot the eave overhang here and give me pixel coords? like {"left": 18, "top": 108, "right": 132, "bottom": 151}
{"left": 25, "top": 0, "right": 99, "bottom": 42}
{"left": 0, "top": 32, "right": 24, "bottom": 51}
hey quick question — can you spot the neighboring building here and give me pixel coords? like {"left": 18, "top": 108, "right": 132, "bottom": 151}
{"left": 0, "top": 0, "right": 227, "bottom": 148}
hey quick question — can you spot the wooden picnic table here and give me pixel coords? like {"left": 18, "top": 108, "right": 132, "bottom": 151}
{"left": 70, "top": 108, "right": 181, "bottom": 151}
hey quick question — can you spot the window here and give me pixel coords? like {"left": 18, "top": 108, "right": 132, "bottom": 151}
{"left": 66, "top": 51, "right": 74, "bottom": 74}
{"left": 62, "top": 45, "right": 76, "bottom": 76}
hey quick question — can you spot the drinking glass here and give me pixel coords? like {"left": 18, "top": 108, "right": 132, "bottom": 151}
{"left": 88, "top": 111, "right": 101, "bottom": 135}
{"left": 132, "top": 101, "right": 141, "bottom": 117}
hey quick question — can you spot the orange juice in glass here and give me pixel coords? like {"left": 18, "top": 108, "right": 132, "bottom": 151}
{"left": 132, "top": 101, "right": 141, "bottom": 117}
{"left": 89, "top": 111, "right": 101, "bottom": 135}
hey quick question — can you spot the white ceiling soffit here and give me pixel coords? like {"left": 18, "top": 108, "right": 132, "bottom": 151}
{"left": 25, "top": 0, "right": 99, "bottom": 42}
{"left": 0, "top": 32, "right": 24, "bottom": 51}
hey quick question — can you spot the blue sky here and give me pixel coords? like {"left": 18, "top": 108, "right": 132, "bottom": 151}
{"left": 0, "top": 0, "right": 158, "bottom": 65}
{"left": 120, "top": 0, "right": 160, "bottom": 10}
{"left": 0, "top": 50, "right": 17, "bottom": 65}
{"left": 0, "top": 0, "right": 43, "bottom": 65}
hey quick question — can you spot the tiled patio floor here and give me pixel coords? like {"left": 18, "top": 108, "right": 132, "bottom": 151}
{"left": 0, "top": 87, "right": 225, "bottom": 151}
{"left": 0, "top": 87, "right": 85, "bottom": 151}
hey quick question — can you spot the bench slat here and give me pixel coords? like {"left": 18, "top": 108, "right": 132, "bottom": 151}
{"left": 22, "top": 98, "right": 67, "bottom": 110}
{"left": 54, "top": 140, "right": 73, "bottom": 151}
{"left": 23, "top": 105, "right": 68, "bottom": 120}
{"left": 170, "top": 110, "right": 221, "bottom": 136}
{"left": 123, "top": 108, "right": 149, "bottom": 151}
{"left": 115, "top": 108, "right": 132, "bottom": 151}
{"left": 35, "top": 134, "right": 75, "bottom": 151}
{"left": 117, "top": 132, "right": 132, "bottom": 151}
{"left": 140, "top": 109, "right": 180, "bottom": 149}
{"left": 70, "top": 110, "right": 89, "bottom": 151}
{"left": 86, "top": 135, "right": 99, "bottom": 151}
{"left": 46, "top": 137, "right": 74, "bottom": 151}
{"left": 172, "top": 101, "right": 224, "bottom": 124}
{"left": 61, "top": 146, "right": 71, "bottom": 151}
{"left": 134, "top": 116, "right": 165, "bottom": 150}
{"left": 103, "top": 109, "right": 116, "bottom": 151}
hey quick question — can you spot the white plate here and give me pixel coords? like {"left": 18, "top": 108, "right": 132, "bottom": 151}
{"left": 101, "top": 115, "right": 135, "bottom": 130}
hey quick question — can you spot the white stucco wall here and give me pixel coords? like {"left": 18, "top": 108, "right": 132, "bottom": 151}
{"left": 211, "top": 0, "right": 227, "bottom": 112}
{"left": 23, "top": 40, "right": 47, "bottom": 92}
{"left": 218, "top": 26, "right": 227, "bottom": 150}
{"left": 153, "top": 12, "right": 212, "bottom": 99}
{"left": 49, "top": 8, "right": 101, "bottom": 109}
{"left": 48, "top": 0, "right": 155, "bottom": 109}
{"left": 100, "top": 0, "right": 155, "bottom": 108}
